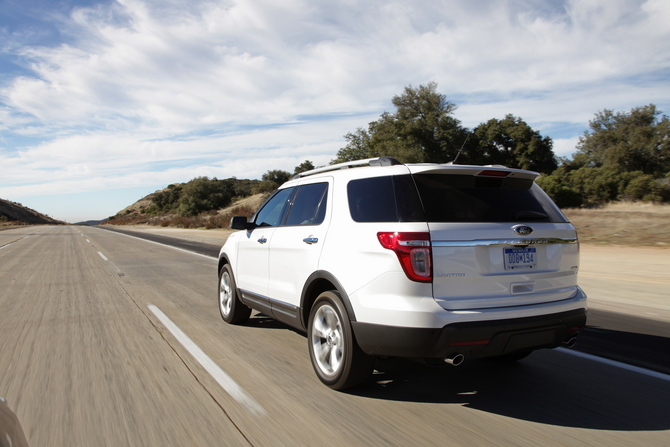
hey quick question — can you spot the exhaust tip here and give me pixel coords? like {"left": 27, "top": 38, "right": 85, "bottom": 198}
{"left": 563, "top": 337, "right": 578, "bottom": 348}
{"left": 444, "top": 353, "right": 465, "bottom": 367}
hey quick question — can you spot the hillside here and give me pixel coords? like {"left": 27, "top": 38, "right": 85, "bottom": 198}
{"left": 0, "top": 198, "right": 65, "bottom": 226}
{"left": 102, "top": 177, "right": 268, "bottom": 229}
{"left": 103, "top": 188, "right": 268, "bottom": 229}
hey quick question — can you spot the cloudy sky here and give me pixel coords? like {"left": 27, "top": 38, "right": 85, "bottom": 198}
{"left": 1, "top": 0, "right": 669, "bottom": 222}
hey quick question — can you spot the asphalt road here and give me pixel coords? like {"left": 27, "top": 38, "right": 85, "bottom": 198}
{"left": 101, "top": 225, "right": 670, "bottom": 376}
{"left": 1, "top": 226, "right": 668, "bottom": 446}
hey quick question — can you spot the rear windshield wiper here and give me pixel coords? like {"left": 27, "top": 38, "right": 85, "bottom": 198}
{"left": 514, "top": 211, "right": 549, "bottom": 220}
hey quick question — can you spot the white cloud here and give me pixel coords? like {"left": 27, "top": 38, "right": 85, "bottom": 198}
{"left": 553, "top": 136, "right": 581, "bottom": 159}
{"left": 0, "top": 113, "right": 369, "bottom": 197}
{"left": 0, "top": 0, "right": 669, "bottom": 218}
{"left": 5, "top": 0, "right": 666, "bottom": 132}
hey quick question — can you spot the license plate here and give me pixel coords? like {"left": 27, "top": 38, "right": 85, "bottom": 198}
{"left": 504, "top": 247, "right": 537, "bottom": 270}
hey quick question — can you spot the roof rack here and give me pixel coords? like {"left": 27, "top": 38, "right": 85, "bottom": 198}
{"left": 291, "top": 157, "right": 402, "bottom": 179}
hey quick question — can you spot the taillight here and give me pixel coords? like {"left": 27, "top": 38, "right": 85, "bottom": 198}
{"left": 377, "top": 232, "right": 432, "bottom": 283}
{"left": 478, "top": 170, "right": 510, "bottom": 177}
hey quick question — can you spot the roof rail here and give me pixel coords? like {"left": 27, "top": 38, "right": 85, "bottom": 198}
{"left": 291, "top": 157, "right": 403, "bottom": 179}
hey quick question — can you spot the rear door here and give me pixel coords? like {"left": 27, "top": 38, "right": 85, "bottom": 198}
{"left": 411, "top": 169, "right": 580, "bottom": 310}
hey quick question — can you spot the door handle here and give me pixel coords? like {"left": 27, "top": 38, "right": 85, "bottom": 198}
{"left": 303, "top": 237, "right": 318, "bottom": 245}
{"left": 257, "top": 237, "right": 268, "bottom": 244}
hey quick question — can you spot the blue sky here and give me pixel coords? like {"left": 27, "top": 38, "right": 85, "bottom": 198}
{"left": 1, "top": 0, "right": 669, "bottom": 223}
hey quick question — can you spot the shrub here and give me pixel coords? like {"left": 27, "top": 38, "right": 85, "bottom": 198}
{"left": 623, "top": 174, "right": 670, "bottom": 202}
{"left": 177, "top": 177, "right": 233, "bottom": 217}
{"left": 535, "top": 175, "right": 583, "bottom": 208}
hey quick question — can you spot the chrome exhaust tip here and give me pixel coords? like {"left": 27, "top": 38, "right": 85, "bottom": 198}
{"left": 444, "top": 353, "right": 465, "bottom": 367}
{"left": 563, "top": 337, "right": 578, "bottom": 348}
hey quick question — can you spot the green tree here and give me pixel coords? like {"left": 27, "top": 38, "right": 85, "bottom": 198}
{"left": 262, "top": 169, "right": 292, "bottom": 187}
{"left": 152, "top": 184, "right": 183, "bottom": 212}
{"left": 229, "top": 178, "right": 261, "bottom": 198}
{"left": 573, "top": 104, "right": 670, "bottom": 176}
{"left": 294, "top": 160, "right": 315, "bottom": 174}
{"left": 177, "top": 177, "right": 233, "bottom": 216}
{"left": 332, "top": 82, "right": 466, "bottom": 164}
{"left": 333, "top": 128, "right": 374, "bottom": 163}
{"left": 252, "top": 169, "right": 293, "bottom": 194}
{"left": 535, "top": 174, "right": 583, "bottom": 208}
{"left": 472, "top": 115, "right": 557, "bottom": 173}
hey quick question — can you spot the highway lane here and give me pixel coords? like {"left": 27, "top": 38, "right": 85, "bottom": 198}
{"left": 0, "top": 226, "right": 668, "bottom": 446}
{"left": 100, "top": 225, "right": 670, "bottom": 375}
{"left": 0, "top": 226, "right": 249, "bottom": 446}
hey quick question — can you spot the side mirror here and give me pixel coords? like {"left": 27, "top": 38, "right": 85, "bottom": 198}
{"left": 230, "top": 216, "right": 248, "bottom": 230}
{"left": 231, "top": 216, "right": 257, "bottom": 230}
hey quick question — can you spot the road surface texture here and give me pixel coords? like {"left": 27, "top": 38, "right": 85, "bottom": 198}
{"left": 1, "top": 226, "right": 668, "bottom": 446}
{"left": 102, "top": 225, "right": 670, "bottom": 374}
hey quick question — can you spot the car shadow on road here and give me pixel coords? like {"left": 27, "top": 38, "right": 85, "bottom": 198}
{"left": 240, "top": 311, "right": 669, "bottom": 431}
{"left": 243, "top": 312, "right": 305, "bottom": 335}
{"left": 348, "top": 354, "right": 670, "bottom": 431}
{"left": 577, "top": 325, "right": 670, "bottom": 375}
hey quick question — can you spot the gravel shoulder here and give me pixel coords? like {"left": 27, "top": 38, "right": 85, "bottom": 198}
{"left": 106, "top": 225, "right": 235, "bottom": 246}
{"left": 578, "top": 244, "right": 670, "bottom": 322}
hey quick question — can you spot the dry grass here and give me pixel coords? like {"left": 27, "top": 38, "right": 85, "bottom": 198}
{"left": 564, "top": 202, "right": 670, "bottom": 247}
{"left": 0, "top": 220, "right": 30, "bottom": 229}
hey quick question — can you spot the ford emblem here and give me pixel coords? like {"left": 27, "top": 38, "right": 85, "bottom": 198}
{"left": 513, "top": 225, "right": 534, "bottom": 235}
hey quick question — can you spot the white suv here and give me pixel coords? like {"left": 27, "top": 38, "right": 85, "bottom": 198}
{"left": 218, "top": 157, "right": 587, "bottom": 389}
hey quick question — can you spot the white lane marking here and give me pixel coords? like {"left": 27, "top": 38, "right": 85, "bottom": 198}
{"left": 95, "top": 251, "right": 121, "bottom": 273}
{"left": 557, "top": 348, "right": 670, "bottom": 382}
{"left": 1, "top": 235, "right": 31, "bottom": 250}
{"left": 148, "top": 305, "right": 266, "bottom": 416}
{"left": 86, "top": 239, "right": 91, "bottom": 243}
{"left": 93, "top": 227, "right": 216, "bottom": 260}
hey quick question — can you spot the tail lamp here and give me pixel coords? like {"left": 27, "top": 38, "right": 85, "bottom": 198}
{"left": 377, "top": 232, "right": 432, "bottom": 283}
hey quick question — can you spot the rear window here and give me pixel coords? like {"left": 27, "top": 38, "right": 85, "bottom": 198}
{"left": 412, "top": 174, "right": 568, "bottom": 223}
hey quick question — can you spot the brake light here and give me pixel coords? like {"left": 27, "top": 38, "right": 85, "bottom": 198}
{"left": 478, "top": 170, "right": 510, "bottom": 177}
{"left": 377, "top": 232, "right": 432, "bottom": 283}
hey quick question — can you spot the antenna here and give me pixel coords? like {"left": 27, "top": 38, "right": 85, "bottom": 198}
{"left": 451, "top": 134, "right": 470, "bottom": 164}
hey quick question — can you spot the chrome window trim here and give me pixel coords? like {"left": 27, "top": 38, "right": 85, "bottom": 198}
{"left": 432, "top": 238, "right": 578, "bottom": 247}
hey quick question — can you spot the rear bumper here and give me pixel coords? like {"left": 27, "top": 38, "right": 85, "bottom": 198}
{"left": 352, "top": 308, "right": 587, "bottom": 359}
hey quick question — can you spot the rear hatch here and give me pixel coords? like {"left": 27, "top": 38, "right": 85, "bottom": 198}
{"left": 409, "top": 166, "right": 580, "bottom": 311}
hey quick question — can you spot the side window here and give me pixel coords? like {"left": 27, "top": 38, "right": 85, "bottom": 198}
{"left": 254, "top": 188, "right": 294, "bottom": 227}
{"left": 347, "top": 175, "right": 423, "bottom": 223}
{"left": 285, "top": 183, "right": 328, "bottom": 226}
{"left": 348, "top": 177, "right": 397, "bottom": 222}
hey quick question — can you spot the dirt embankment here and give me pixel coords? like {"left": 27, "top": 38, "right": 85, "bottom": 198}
{"left": 0, "top": 198, "right": 65, "bottom": 227}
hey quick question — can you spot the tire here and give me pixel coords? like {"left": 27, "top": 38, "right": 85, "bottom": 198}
{"left": 218, "top": 264, "right": 251, "bottom": 324}
{"left": 308, "top": 291, "right": 374, "bottom": 390}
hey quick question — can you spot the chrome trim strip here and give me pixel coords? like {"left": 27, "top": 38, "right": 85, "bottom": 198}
{"left": 432, "top": 238, "right": 578, "bottom": 247}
